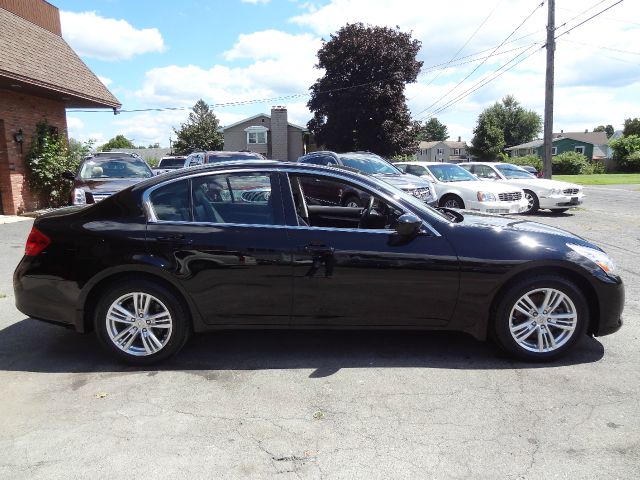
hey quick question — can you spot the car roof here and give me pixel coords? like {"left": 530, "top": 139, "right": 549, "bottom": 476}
{"left": 131, "top": 160, "right": 383, "bottom": 192}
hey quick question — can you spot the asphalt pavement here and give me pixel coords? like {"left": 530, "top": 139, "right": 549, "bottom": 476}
{"left": 0, "top": 185, "right": 638, "bottom": 479}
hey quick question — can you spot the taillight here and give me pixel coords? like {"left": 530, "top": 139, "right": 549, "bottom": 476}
{"left": 25, "top": 227, "right": 51, "bottom": 256}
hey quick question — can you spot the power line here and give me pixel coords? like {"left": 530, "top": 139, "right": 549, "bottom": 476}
{"left": 555, "top": 0, "right": 625, "bottom": 41}
{"left": 412, "top": 1, "right": 545, "bottom": 121}
{"left": 408, "top": 0, "right": 503, "bottom": 101}
{"left": 559, "top": 38, "right": 640, "bottom": 56}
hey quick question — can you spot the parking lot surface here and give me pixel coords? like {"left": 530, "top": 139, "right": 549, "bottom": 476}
{"left": 1, "top": 185, "right": 638, "bottom": 479}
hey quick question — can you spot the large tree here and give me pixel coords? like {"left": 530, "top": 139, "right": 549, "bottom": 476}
{"left": 418, "top": 118, "right": 449, "bottom": 142}
{"left": 99, "top": 134, "right": 135, "bottom": 151}
{"left": 594, "top": 124, "right": 614, "bottom": 138}
{"left": 470, "top": 95, "right": 541, "bottom": 159}
{"left": 173, "top": 99, "right": 223, "bottom": 154}
{"left": 307, "top": 23, "right": 422, "bottom": 156}
{"left": 623, "top": 117, "right": 640, "bottom": 137}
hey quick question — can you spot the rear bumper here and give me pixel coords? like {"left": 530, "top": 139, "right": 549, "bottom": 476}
{"left": 13, "top": 259, "right": 82, "bottom": 331}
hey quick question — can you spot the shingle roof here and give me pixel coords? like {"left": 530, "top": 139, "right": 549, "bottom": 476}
{"left": 553, "top": 131, "right": 608, "bottom": 145}
{"left": 418, "top": 141, "right": 445, "bottom": 149}
{"left": 505, "top": 139, "right": 544, "bottom": 150}
{"left": 0, "top": 7, "right": 120, "bottom": 108}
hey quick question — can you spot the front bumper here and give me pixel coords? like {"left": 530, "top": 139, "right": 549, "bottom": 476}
{"left": 469, "top": 198, "right": 529, "bottom": 215}
{"left": 539, "top": 193, "right": 584, "bottom": 209}
{"left": 593, "top": 275, "right": 624, "bottom": 337}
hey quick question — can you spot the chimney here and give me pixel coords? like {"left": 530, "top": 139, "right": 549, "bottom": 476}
{"left": 458, "top": 136, "right": 461, "bottom": 142}
{"left": 270, "top": 106, "right": 288, "bottom": 161}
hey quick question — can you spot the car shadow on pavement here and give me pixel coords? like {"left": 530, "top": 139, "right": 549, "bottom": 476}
{"left": 0, "top": 318, "right": 605, "bottom": 376}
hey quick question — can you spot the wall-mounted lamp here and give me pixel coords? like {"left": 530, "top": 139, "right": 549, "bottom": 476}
{"left": 13, "top": 129, "right": 24, "bottom": 153}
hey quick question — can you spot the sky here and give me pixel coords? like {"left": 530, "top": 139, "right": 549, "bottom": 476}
{"left": 54, "top": 0, "right": 640, "bottom": 148}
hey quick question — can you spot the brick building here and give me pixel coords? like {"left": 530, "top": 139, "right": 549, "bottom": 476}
{"left": 0, "top": 0, "right": 120, "bottom": 214}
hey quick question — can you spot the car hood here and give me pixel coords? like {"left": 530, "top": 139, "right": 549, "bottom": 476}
{"left": 373, "top": 173, "right": 432, "bottom": 189}
{"left": 497, "top": 178, "right": 580, "bottom": 190}
{"left": 457, "top": 210, "right": 585, "bottom": 241}
{"left": 76, "top": 178, "right": 148, "bottom": 193}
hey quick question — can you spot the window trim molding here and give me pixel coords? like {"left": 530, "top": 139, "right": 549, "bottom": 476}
{"left": 574, "top": 145, "right": 585, "bottom": 154}
{"left": 244, "top": 125, "right": 268, "bottom": 145}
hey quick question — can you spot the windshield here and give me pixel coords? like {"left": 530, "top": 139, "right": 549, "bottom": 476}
{"left": 158, "top": 158, "right": 185, "bottom": 168}
{"left": 340, "top": 154, "right": 400, "bottom": 175}
{"left": 207, "top": 153, "right": 264, "bottom": 163}
{"left": 495, "top": 164, "right": 536, "bottom": 179}
{"left": 79, "top": 158, "right": 153, "bottom": 180}
{"left": 427, "top": 164, "right": 478, "bottom": 182}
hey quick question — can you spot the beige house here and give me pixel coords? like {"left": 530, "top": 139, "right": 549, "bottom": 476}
{"left": 222, "top": 107, "right": 308, "bottom": 161}
{"left": 416, "top": 138, "right": 469, "bottom": 163}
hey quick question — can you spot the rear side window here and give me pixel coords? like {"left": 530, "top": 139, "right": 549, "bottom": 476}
{"left": 149, "top": 180, "right": 190, "bottom": 221}
{"left": 191, "top": 172, "right": 278, "bottom": 225}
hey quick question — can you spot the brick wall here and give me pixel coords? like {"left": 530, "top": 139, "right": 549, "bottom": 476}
{"left": 0, "top": 0, "right": 61, "bottom": 35}
{"left": 0, "top": 88, "right": 67, "bottom": 214}
{"left": 270, "top": 107, "right": 288, "bottom": 161}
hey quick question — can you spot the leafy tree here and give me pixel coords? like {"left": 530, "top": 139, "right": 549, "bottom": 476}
{"left": 470, "top": 96, "right": 541, "bottom": 159}
{"left": 307, "top": 23, "right": 422, "bottom": 156}
{"left": 99, "top": 134, "right": 135, "bottom": 151}
{"left": 593, "top": 125, "right": 614, "bottom": 138}
{"left": 469, "top": 110, "right": 505, "bottom": 159}
{"left": 172, "top": 99, "right": 223, "bottom": 154}
{"left": 622, "top": 118, "right": 640, "bottom": 137}
{"left": 25, "top": 123, "right": 92, "bottom": 208}
{"left": 417, "top": 118, "right": 449, "bottom": 141}
{"left": 609, "top": 134, "right": 640, "bottom": 160}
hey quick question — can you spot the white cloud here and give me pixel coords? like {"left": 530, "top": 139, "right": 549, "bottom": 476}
{"left": 97, "top": 75, "right": 112, "bottom": 87}
{"left": 66, "top": 116, "right": 85, "bottom": 134}
{"left": 60, "top": 11, "right": 165, "bottom": 61}
{"left": 241, "top": 0, "right": 270, "bottom": 4}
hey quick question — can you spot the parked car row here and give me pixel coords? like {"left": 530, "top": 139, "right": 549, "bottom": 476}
{"left": 17, "top": 160, "right": 623, "bottom": 365}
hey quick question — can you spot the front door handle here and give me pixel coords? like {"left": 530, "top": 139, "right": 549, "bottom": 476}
{"left": 157, "top": 234, "right": 192, "bottom": 245}
{"left": 303, "top": 244, "right": 334, "bottom": 255}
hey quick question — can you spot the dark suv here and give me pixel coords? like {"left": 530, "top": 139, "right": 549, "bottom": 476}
{"left": 297, "top": 151, "right": 437, "bottom": 206}
{"left": 65, "top": 152, "right": 154, "bottom": 205}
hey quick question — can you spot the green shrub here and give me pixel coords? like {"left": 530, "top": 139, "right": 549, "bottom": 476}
{"left": 591, "top": 159, "right": 606, "bottom": 174}
{"left": 391, "top": 153, "right": 415, "bottom": 162}
{"left": 507, "top": 154, "right": 543, "bottom": 172}
{"left": 616, "top": 151, "right": 640, "bottom": 172}
{"left": 551, "top": 151, "right": 593, "bottom": 175}
{"left": 25, "top": 121, "right": 91, "bottom": 208}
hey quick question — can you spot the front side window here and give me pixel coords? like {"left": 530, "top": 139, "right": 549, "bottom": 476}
{"left": 192, "top": 172, "right": 277, "bottom": 225}
{"left": 471, "top": 164, "right": 498, "bottom": 179}
{"left": 406, "top": 164, "right": 428, "bottom": 177}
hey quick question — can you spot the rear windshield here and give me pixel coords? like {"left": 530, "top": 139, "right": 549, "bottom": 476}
{"left": 158, "top": 158, "right": 186, "bottom": 168}
{"left": 79, "top": 158, "right": 153, "bottom": 179}
{"left": 207, "top": 153, "right": 264, "bottom": 163}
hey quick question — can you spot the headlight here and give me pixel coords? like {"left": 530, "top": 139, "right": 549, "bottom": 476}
{"left": 477, "top": 191, "right": 496, "bottom": 202}
{"left": 72, "top": 188, "right": 86, "bottom": 205}
{"left": 567, "top": 243, "right": 617, "bottom": 275}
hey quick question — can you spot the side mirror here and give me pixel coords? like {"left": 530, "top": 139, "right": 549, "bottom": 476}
{"left": 395, "top": 213, "right": 422, "bottom": 237}
{"left": 62, "top": 170, "right": 75, "bottom": 180}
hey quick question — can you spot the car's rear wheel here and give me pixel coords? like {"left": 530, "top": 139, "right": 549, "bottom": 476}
{"left": 492, "top": 275, "right": 588, "bottom": 361}
{"left": 94, "top": 280, "right": 190, "bottom": 364}
{"left": 523, "top": 190, "right": 539, "bottom": 213}
{"left": 440, "top": 194, "right": 465, "bottom": 209}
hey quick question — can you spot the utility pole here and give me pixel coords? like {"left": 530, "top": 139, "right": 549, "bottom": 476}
{"left": 543, "top": 0, "right": 555, "bottom": 179}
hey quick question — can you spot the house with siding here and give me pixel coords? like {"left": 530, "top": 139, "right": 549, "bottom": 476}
{"left": 0, "top": 0, "right": 121, "bottom": 214}
{"left": 416, "top": 137, "right": 469, "bottom": 163}
{"left": 222, "top": 107, "right": 309, "bottom": 161}
{"left": 505, "top": 131, "right": 609, "bottom": 160}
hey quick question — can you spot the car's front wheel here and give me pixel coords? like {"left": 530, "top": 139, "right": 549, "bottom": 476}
{"left": 94, "top": 280, "right": 190, "bottom": 364}
{"left": 523, "top": 190, "right": 539, "bottom": 214}
{"left": 492, "top": 275, "right": 588, "bottom": 361}
{"left": 440, "top": 194, "right": 465, "bottom": 209}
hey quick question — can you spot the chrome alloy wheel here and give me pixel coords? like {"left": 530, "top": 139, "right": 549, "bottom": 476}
{"left": 524, "top": 191, "right": 536, "bottom": 211}
{"left": 444, "top": 198, "right": 462, "bottom": 209}
{"left": 106, "top": 292, "right": 173, "bottom": 356}
{"left": 508, "top": 288, "right": 578, "bottom": 353}
{"left": 346, "top": 200, "right": 361, "bottom": 208}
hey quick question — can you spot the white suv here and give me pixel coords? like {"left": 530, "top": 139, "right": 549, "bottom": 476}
{"left": 395, "top": 162, "right": 528, "bottom": 214}
{"left": 461, "top": 162, "right": 584, "bottom": 214}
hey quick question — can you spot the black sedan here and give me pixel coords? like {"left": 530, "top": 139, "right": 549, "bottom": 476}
{"left": 14, "top": 162, "right": 624, "bottom": 364}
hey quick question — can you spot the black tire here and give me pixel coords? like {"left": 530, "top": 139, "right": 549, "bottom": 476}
{"left": 342, "top": 194, "right": 362, "bottom": 208}
{"left": 492, "top": 275, "right": 588, "bottom": 361}
{"left": 94, "top": 279, "right": 191, "bottom": 365}
{"left": 439, "top": 194, "right": 465, "bottom": 209}
{"left": 523, "top": 190, "right": 539, "bottom": 214}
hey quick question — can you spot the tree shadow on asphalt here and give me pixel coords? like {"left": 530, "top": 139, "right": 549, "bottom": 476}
{"left": 0, "top": 318, "right": 605, "bottom": 377}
